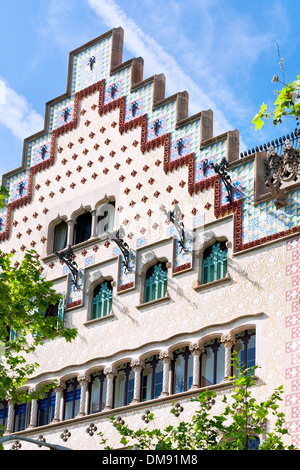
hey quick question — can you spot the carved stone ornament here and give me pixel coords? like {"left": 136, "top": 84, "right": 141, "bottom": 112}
{"left": 264, "top": 139, "right": 300, "bottom": 208}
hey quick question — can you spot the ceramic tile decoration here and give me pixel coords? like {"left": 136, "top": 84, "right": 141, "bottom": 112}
{"left": 1, "top": 26, "right": 300, "bottom": 450}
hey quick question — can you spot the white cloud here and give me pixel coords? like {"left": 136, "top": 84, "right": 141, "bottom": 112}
{"left": 86, "top": 0, "right": 233, "bottom": 137}
{"left": 0, "top": 78, "right": 44, "bottom": 141}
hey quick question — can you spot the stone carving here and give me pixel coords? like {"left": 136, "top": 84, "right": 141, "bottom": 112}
{"left": 264, "top": 139, "right": 300, "bottom": 208}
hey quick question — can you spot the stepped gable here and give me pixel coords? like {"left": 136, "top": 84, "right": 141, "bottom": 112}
{"left": 0, "top": 26, "right": 299, "bottom": 253}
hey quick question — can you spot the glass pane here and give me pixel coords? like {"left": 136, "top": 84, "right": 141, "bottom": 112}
{"left": 114, "top": 371, "right": 126, "bottom": 408}
{"left": 127, "top": 370, "right": 135, "bottom": 405}
{"left": 0, "top": 402, "right": 7, "bottom": 428}
{"left": 14, "top": 403, "right": 27, "bottom": 432}
{"left": 216, "top": 343, "right": 225, "bottom": 384}
{"left": 174, "top": 355, "right": 185, "bottom": 394}
{"left": 53, "top": 221, "right": 67, "bottom": 252}
{"left": 141, "top": 363, "right": 153, "bottom": 402}
{"left": 201, "top": 346, "right": 214, "bottom": 386}
{"left": 154, "top": 361, "right": 163, "bottom": 399}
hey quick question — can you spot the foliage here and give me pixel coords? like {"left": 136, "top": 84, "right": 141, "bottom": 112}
{"left": 99, "top": 355, "right": 295, "bottom": 450}
{"left": 252, "top": 52, "right": 300, "bottom": 130}
{"left": 0, "top": 187, "right": 77, "bottom": 440}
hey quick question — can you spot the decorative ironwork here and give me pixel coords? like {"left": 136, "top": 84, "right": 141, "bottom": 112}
{"left": 211, "top": 157, "right": 235, "bottom": 204}
{"left": 264, "top": 138, "right": 300, "bottom": 208}
{"left": 55, "top": 245, "right": 80, "bottom": 290}
{"left": 162, "top": 204, "right": 189, "bottom": 253}
{"left": 240, "top": 130, "right": 299, "bottom": 158}
{"left": 108, "top": 227, "right": 131, "bottom": 273}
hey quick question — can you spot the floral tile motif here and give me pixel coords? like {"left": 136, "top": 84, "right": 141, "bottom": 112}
{"left": 12, "top": 178, "right": 29, "bottom": 201}
{"left": 170, "top": 135, "right": 190, "bottom": 162}
{"left": 125, "top": 97, "right": 144, "bottom": 122}
{"left": 104, "top": 79, "right": 122, "bottom": 104}
{"left": 147, "top": 116, "right": 166, "bottom": 140}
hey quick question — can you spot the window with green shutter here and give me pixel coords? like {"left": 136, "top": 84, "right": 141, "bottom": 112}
{"left": 91, "top": 282, "right": 112, "bottom": 320}
{"left": 144, "top": 262, "right": 168, "bottom": 303}
{"left": 202, "top": 242, "right": 227, "bottom": 284}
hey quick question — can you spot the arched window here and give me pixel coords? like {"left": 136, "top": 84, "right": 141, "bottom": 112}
{"left": 88, "top": 370, "right": 107, "bottom": 413}
{"left": 231, "top": 329, "right": 256, "bottom": 375}
{"left": 200, "top": 338, "right": 225, "bottom": 386}
{"left": 141, "top": 355, "right": 163, "bottom": 402}
{"left": 73, "top": 212, "right": 92, "bottom": 245}
{"left": 37, "top": 389, "right": 56, "bottom": 426}
{"left": 171, "top": 347, "right": 193, "bottom": 394}
{"left": 63, "top": 378, "right": 81, "bottom": 420}
{"left": 144, "top": 262, "right": 168, "bottom": 303}
{"left": 53, "top": 220, "right": 67, "bottom": 252}
{"left": 113, "top": 363, "right": 135, "bottom": 408}
{"left": 97, "top": 200, "right": 115, "bottom": 236}
{"left": 202, "top": 242, "right": 227, "bottom": 284}
{"left": 91, "top": 282, "right": 112, "bottom": 320}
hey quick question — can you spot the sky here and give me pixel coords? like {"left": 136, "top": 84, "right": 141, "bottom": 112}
{"left": 0, "top": 0, "right": 299, "bottom": 180}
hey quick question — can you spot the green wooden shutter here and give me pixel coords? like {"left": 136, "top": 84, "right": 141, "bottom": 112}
{"left": 202, "top": 243, "right": 227, "bottom": 284}
{"left": 9, "top": 328, "right": 17, "bottom": 341}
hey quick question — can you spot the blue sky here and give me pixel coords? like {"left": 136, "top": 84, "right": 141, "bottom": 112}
{"left": 0, "top": 0, "right": 299, "bottom": 179}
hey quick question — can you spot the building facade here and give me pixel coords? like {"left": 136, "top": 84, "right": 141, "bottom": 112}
{"left": 1, "top": 27, "right": 300, "bottom": 450}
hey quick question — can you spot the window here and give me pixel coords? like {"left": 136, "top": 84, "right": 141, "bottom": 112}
{"left": 14, "top": 402, "right": 30, "bottom": 432}
{"left": 144, "top": 262, "right": 168, "bottom": 303}
{"left": 232, "top": 329, "right": 256, "bottom": 375}
{"left": 88, "top": 371, "right": 107, "bottom": 413}
{"left": 200, "top": 338, "right": 225, "bottom": 386}
{"left": 53, "top": 220, "right": 67, "bottom": 252}
{"left": 113, "top": 363, "right": 135, "bottom": 408}
{"left": 171, "top": 347, "right": 193, "bottom": 394}
{"left": 63, "top": 378, "right": 81, "bottom": 420}
{"left": 91, "top": 282, "right": 112, "bottom": 320}
{"left": 0, "top": 401, "right": 8, "bottom": 430}
{"left": 202, "top": 242, "right": 227, "bottom": 284}
{"left": 141, "top": 355, "right": 163, "bottom": 401}
{"left": 33, "top": 294, "right": 65, "bottom": 338}
{"left": 97, "top": 200, "right": 115, "bottom": 236}
{"left": 73, "top": 212, "right": 92, "bottom": 245}
{"left": 37, "top": 389, "right": 56, "bottom": 426}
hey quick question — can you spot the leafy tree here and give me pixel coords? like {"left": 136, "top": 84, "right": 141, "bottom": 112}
{"left": 0, "top": 186, "right": 77, "bottom": 439}
{"left": 252, "top": 51, "right": 300, "bottom": 130}
{"left": 99, "top": 355, "right": 295, "bottom": 450}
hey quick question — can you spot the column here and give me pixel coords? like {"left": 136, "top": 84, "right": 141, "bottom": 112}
{"left": 67, "top": 219, "right": 75, "bottom": 246}
{"left": 52, "top": 384, "right": 64, "bottom": 423}
{"left": 221, "top": 332, "right": 236, "bottom": 382}
{"left": 78, "top": 374, "right": 90, "bottom": 417}
{"left": 4, "top": 399, "right": 15, "bottom": 434}
{"left": 130, "top": 359, "right": 145, "bottom": 404}
{"left": 28, "top": 387, "right": 38, "bottom": 428}
{"left": 159, "top": 351, "right": 173, "bottom": 397}
{"left": 189, "top": 343, "right": 205, "bottom": 390}
{"left": 103, "top": 366, "right": 116, "bottom": 411}
{"left": 91, "top": 210, "right": 98, "bottom": 238}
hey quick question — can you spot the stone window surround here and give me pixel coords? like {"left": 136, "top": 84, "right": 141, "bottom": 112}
{"left": 41, "top": 182, "right": 119, "bottom": 258}
{"left": 3, "top": 317, "right": 263, "bottom": 434}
